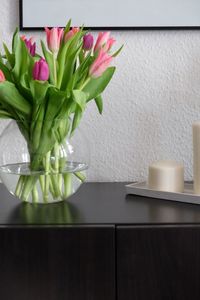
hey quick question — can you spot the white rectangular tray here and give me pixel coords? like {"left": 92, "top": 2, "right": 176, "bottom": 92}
{"left": 125, "top": 182, "right": 200, "bottom": 205}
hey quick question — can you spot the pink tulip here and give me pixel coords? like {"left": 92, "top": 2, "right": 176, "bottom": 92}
{"left": 89, "top": 49, "right": 112, "bottom": 78}
{"left": 0, "top": 70, "right": 5, "bottom": 82}
{"left": 94, "top": 32, "right": 110, "bottom": 52}
{"left": 32, "top": 58, "right": 49, "bottom": 81}
{"left": 103, "top": 37, "right": 116, "bottom": 52}
{"left": 21, "top": 35, "right": 26, "bottom": 41}
{"left": 83, "top": 34, "right": 94, "bottom": 51}
{"left": 64, "top": 27, "right": 80, "bottom": 42}
{"left": 45, "top": 27, "right": 64, "bottom": 53}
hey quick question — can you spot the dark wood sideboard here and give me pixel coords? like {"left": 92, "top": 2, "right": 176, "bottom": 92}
{"left": 0, "top": 182, "right": 200, "bottom": 300}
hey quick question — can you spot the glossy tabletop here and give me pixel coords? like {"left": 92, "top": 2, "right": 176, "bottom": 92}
{"left": 1, "top": 182, "right": 200, "bottom": 225}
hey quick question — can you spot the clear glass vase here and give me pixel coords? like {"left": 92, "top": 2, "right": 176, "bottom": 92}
{"left": 0, "top": 120, "right": 89, "bottom": 204}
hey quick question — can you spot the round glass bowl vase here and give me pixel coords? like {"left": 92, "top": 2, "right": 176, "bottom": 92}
{"left": 0, "top": 120, "right": 90, "bottom": 204}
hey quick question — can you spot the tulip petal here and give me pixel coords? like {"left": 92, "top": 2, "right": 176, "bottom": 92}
{"left": 89, "top": 49, "right": 113, "bottom": 78}
{"left": 83, "top": 34, "right": 94, "bottom": 51}
{"left": 39, "top": 60, "right": 50, "bottom": 81}
{"left": 94, "top": 31, "right": 110, "bottom": 52}
{"left": 0, "top": 69, "right": 6, "bottom": 82}
{"left": 45, "top": 27, "right": 63, "bottom": 53}
{"left": 33, "top": 58, "right": 49, "bottom": 81}
{"left": 33, "top": 61, "right": 39, "bottom": 80}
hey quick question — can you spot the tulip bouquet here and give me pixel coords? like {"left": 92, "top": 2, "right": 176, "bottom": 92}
{"left": 0, "top": 20, "right": 122, "bottom": 203}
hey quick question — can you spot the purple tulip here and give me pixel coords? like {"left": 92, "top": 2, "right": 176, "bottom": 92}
{"left": 21, "top": 36, "right": 36, "bottom": 56}
{"left": 83, "top": 34, "right": 94, "bottom": 51}
{"left": 25, "top": 39, "right": 36, "bottom": 56}
{"left": 32, "top": 58, "right": 49, "bottom": 81}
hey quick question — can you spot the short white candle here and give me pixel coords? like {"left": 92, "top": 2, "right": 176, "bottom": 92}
{"left": 148, "top": 160, "right": 184, "bottom": 193}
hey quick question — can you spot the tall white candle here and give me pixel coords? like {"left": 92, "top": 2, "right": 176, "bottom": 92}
{"left": 193, "top": 122, "right": 200, "bottom": 194}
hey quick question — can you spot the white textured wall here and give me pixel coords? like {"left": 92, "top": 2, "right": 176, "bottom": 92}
{"left": 1, "top": 0, "right": 200, "bottom": 182}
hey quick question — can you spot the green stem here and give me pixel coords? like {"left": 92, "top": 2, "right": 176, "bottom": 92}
{"left": 44, "top": 151, "right": 51, "bottom": 203}
{"left": 63, "top": 173, "right": 72, "bottom": 199}
{"left": 32, "top": 185, "right": 39, "bottom": 203}
{"left": 80, "top": 77, "right": 91, "bottom": 90}
{"left": 20, "top": 176, "right": 38, "bottom": 202}
{"left": 39, "top": 175, "right": 45, "bottom": 194}
{"left": 49, "top": 177, "right": 56, "bottom": 198}
{"left": 53, "top": 143, "right": 63, "bottom": 194}
{"left": 74, "top": 171, "right": 86, "bottom": 182}
{"left": 50, "top": 174, "right": 61, "bottom": 198}
{"left": 15, "top": 175, "right": 25, "bottom": 198}
{"left": 53, "top": 52, "right": 57, "bottom": 87}
{"left": 54, "top": 142, "right": 59, "bottom": 173}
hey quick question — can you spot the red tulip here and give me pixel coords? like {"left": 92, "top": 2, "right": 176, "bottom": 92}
{"left": 89, "top": 49, "right": 112, "bottom": 78}
{"left": 0, "top": 70, "right": 5, "bottom": 82}
{"left": 32, "top": 58, "right": 49, "bottom": 81}
{"left": 64, "top": 27, "right": 80, "bottom": 42}
{"left": 83, "top": 34, "right": 94, "bottom": 51}
{"left": 45, "top": 27, "right": 64, "bottom": 53}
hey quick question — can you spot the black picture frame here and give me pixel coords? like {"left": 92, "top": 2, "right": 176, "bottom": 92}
{"left": 19, "top": 0, "right": 200, "bottom": 31}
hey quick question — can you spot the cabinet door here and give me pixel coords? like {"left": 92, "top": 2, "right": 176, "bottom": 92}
{"left": 117, "top": 226, "right": 200, "bottom": 300}
{"left": 0, "top": 226, "right": 115, "bottom": 300}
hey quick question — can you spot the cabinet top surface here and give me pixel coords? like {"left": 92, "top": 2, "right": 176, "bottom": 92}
{"left": 1, "top": 182, "right": 200, "bottom": 226}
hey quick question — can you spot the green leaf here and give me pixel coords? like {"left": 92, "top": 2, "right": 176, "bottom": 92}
{"left": 0, "top": 61, "right": 13, "bottom": 82}
{"left": 69, "top": 52, "right": 92, "bottom": 89}
{"left": 112, "top": 45, "right": 124, "bottom": 57}
{"left": 56, "top": 118, "right": 70, "bottom": 144}
{"left": 30, "top": 80, "right": 49, "bottom": 104}
{"left": 41, "top": 41, "right": 55, "bottom": 85}
{"left": 13, "top": 37, "right": 29, "bottom": 79}
{"left": 11, "top": 35, "right": 34, "bottom": 100}
{"left": 57, "top": 39, "right": 73, "bottom": 88}
{"left": 0, "top": 81, "right": 31, "bottom": 116}
{"left": 78, "top": 52, "right": 93, "bottom": 73}
{"left": 0, "top": 109, "right": 13, "bottom": 119}
{"left": 71, "top": 107, "right": 82, "bottom": 135}
{"left": 3, "top": 43, "right": 15, "bottom": 68}
{"left": 60, "top": 44, "right": 82, "bottom": 90}
{"left": 44, "top": 87, "right": 67, "bottom": 121}
{"left": 94, "top": 95, "right": 103, "bottom": 114}
{"left": 83, "top": 67, "right": 116, "bottom": 101}
{"left": 64, "top": 19, "right": 71, "bottom": 35}
{"left": 72, "top": 90, "right": 86, "bottom": 111}
{"left": 55, "top": 97, "right": 74, "bottom": 120}
{"left": 71, "top": 90, "right": 87, "bottom": 134}
{"left": 79, "top": 50, "right": 84, "bottom": 64}
{"left": 57, "top": 30, "right": 83, "bottom": 89}
{"left": 34, "top": 89, "right": 69, "bottom": 156}
{"left": 19, "top": 74, "right": 33, "bottom": 101}
{"left": 12, "top": 27, "right": 19, "bottom": 53}
{"left": 0, "top": 53, "right": 3, "bottom": 64}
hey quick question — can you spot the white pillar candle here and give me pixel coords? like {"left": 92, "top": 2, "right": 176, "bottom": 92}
{"left": 193, "top": 122, "right": 200, "bottom": 194}
{"left": 148, "top": 160, "right": 184, "bottom": 193}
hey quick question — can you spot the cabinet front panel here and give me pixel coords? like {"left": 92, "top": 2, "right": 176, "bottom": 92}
{"left": 117, "top": 226, "right": 200, "bottom": 300}
{"left": 0, "top": 226, "right": 115, "bottom": 300}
